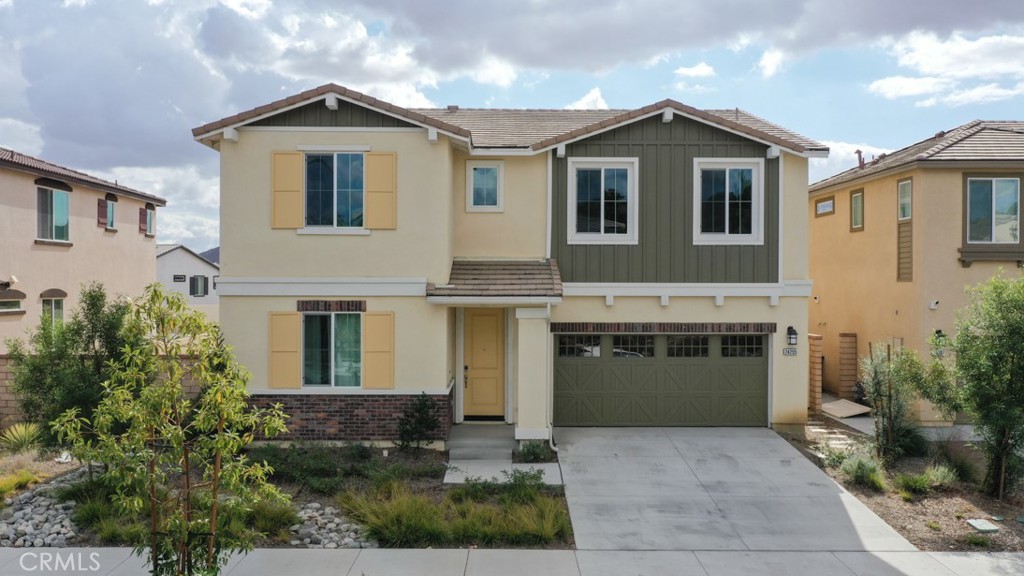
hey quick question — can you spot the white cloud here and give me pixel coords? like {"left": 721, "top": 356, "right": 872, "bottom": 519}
{"left": 674, "top": 62, "right": 715, "bottom": 78}
{"left": 757, "top": 49, "right": 785, "bottom": 78}
{"left": 809, "top": 140, "right": 893, "bottom": 184}
{"left": 564, "top": 87, "right": 608, "bottom": 110}
{"left": 0, "top": 118, "right": 42, "bottom": 155}
{"left": 219, "top": 0, "right": 271, "bottom": 19}
{"left": 868, "top": 76, "right": 954, "bottom": 98}
{"left": 61, "top": 0, "right": 92, "bottom": 7}
{"left": 870, "top": 32, "right": 1024, "bottom": 106}
{"left": 156, "top": 212, "right": 220, "bottom": 251}
{"left": 673, "top": 82, "right": 715, "bottom": 94}
{"left": 470, "top": 56, "right": 518, "bottom": 88}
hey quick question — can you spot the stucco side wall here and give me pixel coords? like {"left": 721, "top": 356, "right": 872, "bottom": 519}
{"left": 451, "top": 150, "right": 548, "bottom": 259}
{"left": 782, "top": 153, "right": 810, "bottom": 281}
{"left": 551, "top": 295, "right": 809, "bottom": 425}
{"left": 0, "top": 168, "right": 157, "bottom": 353}
{"left": 221, "top": 296, "right": 450, "bottom": 395}
{"left": 808, "top": 169, "right": 922, "bottom": 391}
{"left": 219, "top": 130, "right": 453, "bottom": 282}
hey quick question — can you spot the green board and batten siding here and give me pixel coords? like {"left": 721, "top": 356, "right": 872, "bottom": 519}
{"left": 251, "top": 100, "right": 418, "bottom": 129}
{"left": 551, "top": 114, "right": 780, "bottom": 284}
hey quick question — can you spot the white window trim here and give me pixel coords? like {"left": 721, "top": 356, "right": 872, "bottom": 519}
{"left": 692, "top": 158, "right": 765, "bottom": 246}
{"left": 567, "top": 157, "right": 640, "bottom": 245}
{"left": 466, "top": 160, "right": 504, "bottom": 213}
{"left": 301, "top": 312, "right": 364, "bottom": 389}
{"left": 0, "top": 300, "right": 22, "bottom": 313}
{"left": 967, "top": 177, "right": 1021, "bottom": 245}
{"left": 851, "top": 191, "right": 864, "bottom": 230}
{"left": 303, "top": 151, "right": 367, "bottom": 230}
{"left": 897, "top": 179, "right": 912, "bottom": 221}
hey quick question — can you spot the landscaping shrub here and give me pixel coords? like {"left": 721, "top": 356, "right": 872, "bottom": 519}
{"left": 964, "top": 533, "right": 992, "bottom": 548}
{"left": 820, "top": 444, "right": 851, "bottom": 469}
{"left": 341, "top": 484, "right": 449, "bottom": 547}
{"left": 342, "top": 443, "right": 373, "bottom": 462}
{"left": 0, "top": 423, "right": 42, "bottom": 454}
{"left": 841, "top": 454, "right": 887, "bottom": 492}
{"left": 396, "top": 393, "right": 440, "bottom": 452}
{"left": 895, "top": 473, "right": 931, "bottom": 495}
{"left": 859, "top": 345, "right": 927, "bottom": 464}
{"left": 95, "top": 518, "right": 148, "bottom": 546}
{"left": 515, "top": 441, "right": 556, "bottom": 463}
{"left": 72, "top": 498, "right": 117, "bottom": 528}
{"left": 932, "top": 439, "right": 980, "bottom": 484}
{"left": 499, "top": 469, "right": 545, "bottom": 506}
{"left": 0, "top": 469, "right": 38, "bottom": 497}
{"left": 247, "top": 500, "right": 300, "bottom": 535}
{"left": 923, "top": 464, "right": 958, "bottom": 489}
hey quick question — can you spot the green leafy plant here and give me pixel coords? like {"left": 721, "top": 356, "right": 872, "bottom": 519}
{"left": 515, "top": 441, "right": 556, "bottom": 463}
{"left": 53, "top": 284, "right": 289, "bottom": 576}
{"left": 820, "top": 444, "right": 851, "bottom": 469}
{"left": 246, "top": 500, "right": 300, "bottom": 535}
{"left": 396, "top": 393, "right": 440, "bottom": 452}
{"left": 0, "top": 423, "right": 42, "bottom": 454}
{"left": 859, "top": 344, "right": 928, "bottom": 464}
{"left": 6, "top": 283, "right": 142, "bottom": 446}
{"left": 896, "top": 473, "right": 931, "bottom": 495}
{"left": 932, "top": 439, "right": 980, "bottom": 484}
{"left": 926, "top": 520, "right": 941, "bottom": 531}
{"left": 964, "top": 533, "right": 992, "bottom": 548}
{"left": 923, "top": 464, "right": 958, "bottom": 489}
{"left": 840, "top": 454, "right": 887, "bottom": 492}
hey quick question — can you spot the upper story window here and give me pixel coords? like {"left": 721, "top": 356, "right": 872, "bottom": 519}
{"left": 42, "top": 298, "right": 63, "bottom": 325}
{"left": 897, "top": 179, "right": 912, "bottom": 220}
{"left": 814, "top": 196, "right": 835, "bottom": 217}
{"left": 140, "top": 203, "right": 156, "bottom": 236}
{"left": 37, "top": 187, "right": 70, "bottom": 241}
{"left": 98, "top": 193, "right": 117, "bottom": 230}
{"left": 693, "top": 158, "right": 764, "bottom": 245}
{"left": 302, "top": 312, "right": 362, "bottom": 387}
{"left": 189, "top": 275, "right": 210, "bottom": 297}
{"left": 968, "top": 178, "right": 1020, "bottom": 244}
{"left": 306, "top": 153, "right": 364, "bottom": 228}
{"left": 850, "top": 190, "right": 865, "bottom": 231}
{"left": 567, "top": 157, "right": 639, "bottom": 245}
{"left": 466, "top": 161, "right": 503, "bottom": 212}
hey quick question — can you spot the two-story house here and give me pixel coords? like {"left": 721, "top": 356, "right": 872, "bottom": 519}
{"left": 0, "top": 147, "right": 166, "bottom": 353}
{"left": 156, "top": 243, "right": 220, "bottom": 321}
{"left": 808, "top": 121, "right": 1024, "bottom": 422}
{"left": 192, "top": 84, "right": 828, "bottom": 443}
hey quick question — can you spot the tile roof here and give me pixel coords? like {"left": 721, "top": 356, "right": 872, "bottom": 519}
{"left": 192, "top": 84, "right": 826, "bottom": 155}
{"left": 811, "top": 121, "right": 1024, "bottom": 192}
{"left": 0, "top": 147, "right": 166, "bottom": 205}
{"left": 426, "top": 259, "right": 563, "bottom": 298}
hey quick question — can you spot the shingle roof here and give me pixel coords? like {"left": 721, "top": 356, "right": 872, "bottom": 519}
{"left": 156, "top": 243, "right": 180, "bottom": 257}
{"left": 0, "top": 147, "right": 166, "bottom": 205}
{"left": 426, "top": 260, "right": 563, "bottom": 298}
{"left": 811, "top": 121, "right": 1024, "bottom": 192}
{"left": 155, "top": 243, "right": 220, "bottom": 268}
{"left": 193, "top": 84, "right": 827, "bottom": 155}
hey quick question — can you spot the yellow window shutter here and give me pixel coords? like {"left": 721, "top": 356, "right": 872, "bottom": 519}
{"left": 364, "top": 152, "right": 397, "bottom": 230}
{"left": 272, "top": 152, "right": 304, "bottom": 229}
{"left": 363, "top": 311, "right": 394, "bottom": 389}
{"left": 268, "top": 312, "right": 302, "bottom": 389}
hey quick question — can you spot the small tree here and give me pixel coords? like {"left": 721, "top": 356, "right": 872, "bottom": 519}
{"left": 916, "top": 273, "right": 1024, "bottom": 499}
{"left": 54, "top": 284, "right": 288, "bottom": 575}
{"left": 859, "top": 344, "right": 926, "bottom": 464}
{"left": 6, "top": 282, "right": 140, "bottom": 445}
{"left": 396, "top": 393, "right": 440, "bottom": 452}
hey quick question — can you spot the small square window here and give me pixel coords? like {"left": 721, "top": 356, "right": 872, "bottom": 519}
{"left": 466, "top": 161, "right": 504, "bottom": 212}
{"left": 558, "top": 334, "right": 601, "bottom": 357}
{"left": 722, "top": 335, "right": 763, "bottom": 358}
{"left": 567, "top": 158, "right": 639, "bottom": 245}
{"left": 815, "top": 196, "right": 835, "bottom": 217}
{"left": 189, "top": 275, "right": 209, "bottom": 297}
{"left": 612, "top": 335, "right": 654, "bottom": 358}
{"left": 173, "top": 275, "right": 186, "bottom": 283}
{"left": 693, "top": 158, "right": 764, "bottom": 245}
{"left": 967, "top": 178, "right": 1020, "bottom": 244}
{"left": 667, "top": 335, "right": 709, "bottom": 358}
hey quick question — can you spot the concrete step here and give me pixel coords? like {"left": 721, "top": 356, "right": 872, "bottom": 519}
{"left": 447, "top": 424, "right": 517, "bottom": 461}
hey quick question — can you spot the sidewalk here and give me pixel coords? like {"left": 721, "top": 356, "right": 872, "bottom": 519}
{"left": 0, "top": 547, "right": 1021, "bottom": 575}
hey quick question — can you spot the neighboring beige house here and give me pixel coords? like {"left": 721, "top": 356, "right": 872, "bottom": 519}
{"left": 156, "top": 244, "right": 220, "bottom": 321}
{"left": 192, "top": 84, "right": 827, "bottom": 443}
{"left": 808, "top": 121, "right": 1024, "bottom": 422}
{"left": 0, "top": 147, "right": 166, "bottom": 353}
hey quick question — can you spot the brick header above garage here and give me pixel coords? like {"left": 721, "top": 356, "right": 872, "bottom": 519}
{"left": 296, "top": 300, "right": 366, "bottom": 312}
{"left": 550, "top": 322, "right": 777, "bottom": 334}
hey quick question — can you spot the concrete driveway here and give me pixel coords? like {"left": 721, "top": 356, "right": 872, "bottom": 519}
{"left": 556, "top": 427, "right": 916, "bottom": 552}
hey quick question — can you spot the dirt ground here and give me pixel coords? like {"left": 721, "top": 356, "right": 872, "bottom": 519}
{"left": 0, "top": 450, "right": 80, "bottom": 488}
{"left": 789, "top": 434, "right": 1024, "bottom": 552}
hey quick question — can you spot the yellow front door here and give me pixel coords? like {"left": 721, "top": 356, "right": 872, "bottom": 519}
{"left": 464, "top": 308, "right": 505, "bottom": 417}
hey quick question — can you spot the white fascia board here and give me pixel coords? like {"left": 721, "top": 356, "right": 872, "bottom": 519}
{"left": 562, "top": 281, "right": 812, "bottom": 298}
{"left": 532, "top": 107, "right": 809, "bottom": 157}
{"left": 469, "top": 147, "right": 537, "bottom": 157}
{"left": 425, "top": 296, "right": 562, "bottom": 306}
{"left": 217, "top": 277, "right": 427, "bottom": 297}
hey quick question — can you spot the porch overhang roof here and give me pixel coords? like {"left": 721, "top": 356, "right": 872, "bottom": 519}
{"left": 426, "top": 259, "right": 563, "bottom": 304}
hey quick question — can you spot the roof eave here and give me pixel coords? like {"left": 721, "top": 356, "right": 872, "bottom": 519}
{"left": 0, "top": 159, "right": 167, "bottom": 206}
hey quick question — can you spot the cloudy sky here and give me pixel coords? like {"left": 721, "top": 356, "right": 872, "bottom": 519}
{"left": 2, "top": 0, "right": 1023, "bottom": 251}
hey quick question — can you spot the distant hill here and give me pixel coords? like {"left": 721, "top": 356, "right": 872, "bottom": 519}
{"left": 199, "top": 246, "right": 220, "bottom": 265}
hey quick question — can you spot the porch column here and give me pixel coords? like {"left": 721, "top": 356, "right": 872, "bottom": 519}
{"left": 515, "top": 307, "right": 551, "bottom": 441}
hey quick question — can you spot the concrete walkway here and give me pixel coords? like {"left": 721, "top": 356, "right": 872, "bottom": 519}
{"left": 557, "top": 427, "right": 913, "bottom": 552}
{"left": 0, "top": 547, "right": 1021, "bottom": 575}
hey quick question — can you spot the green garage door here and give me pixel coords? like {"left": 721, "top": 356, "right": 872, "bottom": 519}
{"left": 554, "top": 334, "right": 768, "bottom": 426}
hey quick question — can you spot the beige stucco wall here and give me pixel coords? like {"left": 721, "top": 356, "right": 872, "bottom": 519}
{"left": 451, "top": 150, "right": 548, "bottom": 259}
{"left": 809, "top": 166, "right": 1024, "bottom": 422}
{"left": 221, "top": 295, "right": 451, "bottom": 394}
{"left": 514, "top": 311, "right": 552, "bottom": 436}
{"left": 220, "top": 129, "right": 454, "bottom": 283}
{"left": 782, "top": 153, "right": 810, "bottom": 281}
{"left": 551, "top": 296, "right": 810, "bottom": 425}
{"left": 0, "top": 167, "right": 158, "bottom": 353}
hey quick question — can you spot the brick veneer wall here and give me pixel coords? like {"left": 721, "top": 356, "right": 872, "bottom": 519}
{"left": 249, "top": 390, "right": 454, "bottom": 442}
{"left": 808, "top": 334, "right": 823, "bottom": 417}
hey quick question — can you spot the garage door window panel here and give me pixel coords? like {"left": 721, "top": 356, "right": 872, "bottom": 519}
{"left": 558, "top": 334, "right": 601, "bottom": 357}
{"left": 667, "top": 335, "right": 709, "bottom": 358}
{"left": 612, "top": 335, "right": 654, "bottom": 358}
{"left": 722, "top": 335, "right": 764, "bottom": 358}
